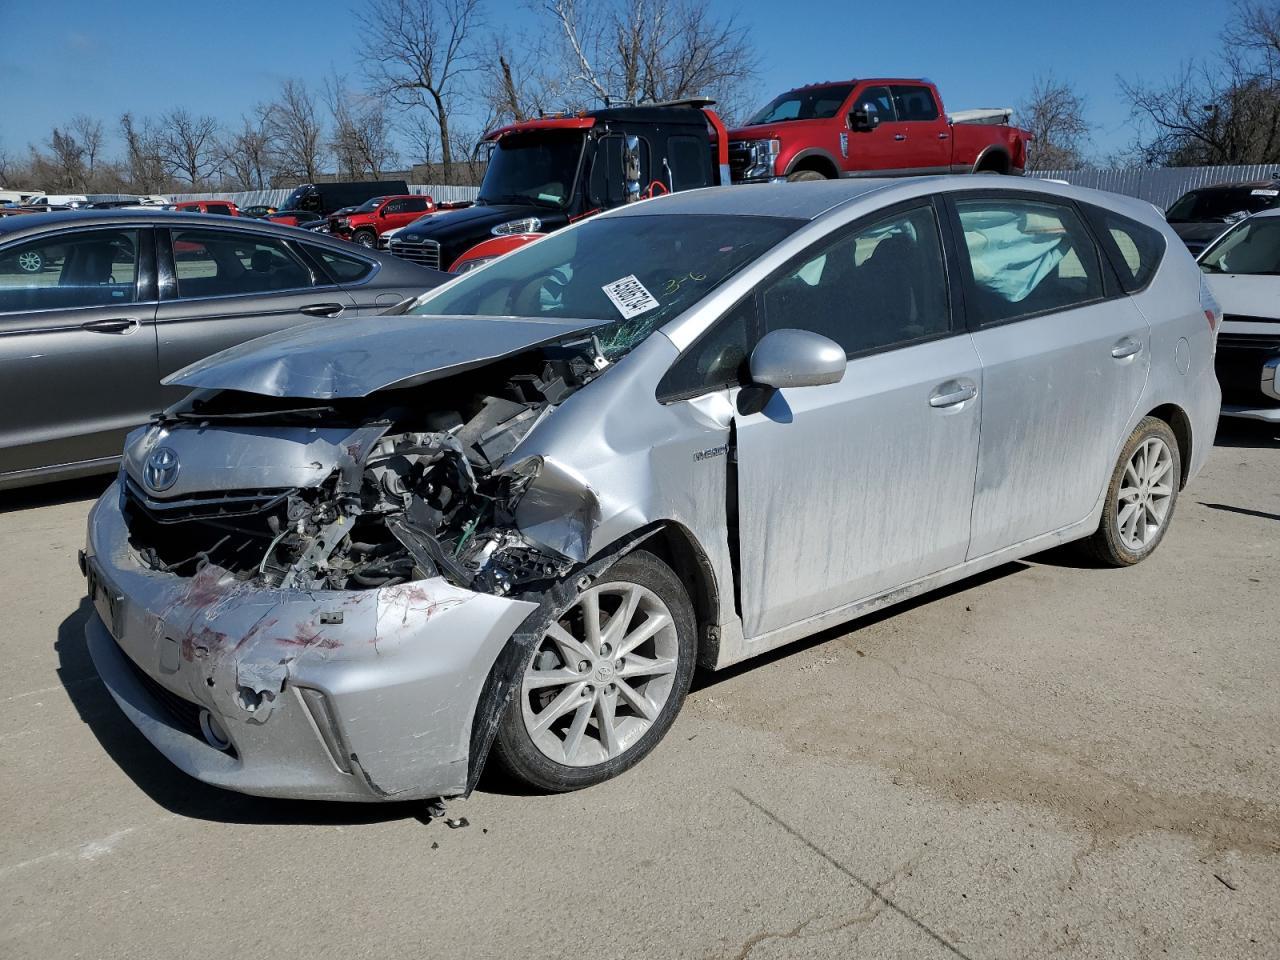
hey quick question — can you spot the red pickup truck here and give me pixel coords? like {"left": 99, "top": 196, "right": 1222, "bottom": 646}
{"left": 328, "top": 194, "right": 436, "bottom": 246}
{"left": 728, "top": 78, "right": 1031, "bottom": 183}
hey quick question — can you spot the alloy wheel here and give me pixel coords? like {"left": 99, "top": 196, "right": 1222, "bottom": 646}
{"left": 17, "top": 251, "right": 42, "bottom": 273}
{"left": 521, "top": 580, "right": 679, "bottom": 767}
{"left": 1116, "top": 436, "right": 1175, "bottom": 550}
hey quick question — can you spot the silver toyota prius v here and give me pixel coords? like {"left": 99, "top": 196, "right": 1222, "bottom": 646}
{"left": 80, "top": 178, "right": 1221, "bottom": 802}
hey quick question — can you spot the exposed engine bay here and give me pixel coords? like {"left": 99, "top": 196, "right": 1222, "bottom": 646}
{"left": 122, "top": 340, "right": 610, "bottom": 596}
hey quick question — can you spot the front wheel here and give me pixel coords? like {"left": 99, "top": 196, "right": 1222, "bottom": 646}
{"left": 492, "top": 550, "right": 697, "bottom": 792}
{"left": 1083, "top": 416, "right": 1181, "bottom": 566}
{"left": 354, "top": 229, "right": 376, "bottom": 248}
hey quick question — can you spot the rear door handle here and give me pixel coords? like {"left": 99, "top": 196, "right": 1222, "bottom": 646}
{"left": 929, "top": 380, "right": 978, "bottom": 408}
{"left": 81, "top": 318, "right": 139, "bottom": 334}
{"left": 893, "top": 134, "right": 907, "bottom": 141}
{"left": 1111, "top": 337, "right": 1143, "bottom": 359}
{"left": 300, "top": 302, "right": 345, "bottom": 318}
{"left": 938, "top": 132, "right": 950, "bottom": 140}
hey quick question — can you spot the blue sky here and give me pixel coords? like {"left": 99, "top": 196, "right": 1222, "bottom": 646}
{"left": 0, "top": 0, "right": 1234, "bottom": 165}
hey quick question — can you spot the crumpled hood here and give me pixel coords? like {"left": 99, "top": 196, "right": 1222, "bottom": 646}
{"left": 163, "top": 314, "right": 606, "bottom": 399}
{"left": 1171, "top": 220, "right": 1232, "bottom": 245}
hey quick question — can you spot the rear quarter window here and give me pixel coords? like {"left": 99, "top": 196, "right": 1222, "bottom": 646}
{"left": 1084, "top": 205, "right": 1166, "bottom": 293}
{"left": 312, "top": 246, "right": 375, "bottom": 282}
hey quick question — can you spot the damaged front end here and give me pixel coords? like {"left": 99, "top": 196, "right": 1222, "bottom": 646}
{"left": 86, "top": 330, "right": 614, "bottom": 801}
{"left": 125, "top": 341, "right": 607, "bottom": 598}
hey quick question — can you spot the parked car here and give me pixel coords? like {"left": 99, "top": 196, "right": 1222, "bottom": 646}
{"left": 726, "top": 79, "right": 1032, "bottom": 183}
{"left": 25, "top": 194, "right": 89, "bottom": 207}
{"left": 240, "top": 205, "right": 279, "bottom": 219}
{"left": 388, "top": 100, "right": 731, "bottom": 271}
{"left": 172, "top": 199, "right": 240, "bottom": 217}
{"left": 0, "top": 209, "right": 448, "bottom": 489}
{"left": 0, "top": 189, "right": 43, "bottom": 205}
{"left": 328, "top": 194, "right": 436, "bottom": 246}
{"left": 79, "top": 177, "right": 1217, "bottom": 804}
{"left": 271, "top": 180, "right": 411, "bottom": 221}
{"left": 1197, "top": 208, "right": 1280, "bottom": 421}
{"left": 1166, "top": 179, "right": 1280, "bottom": 255}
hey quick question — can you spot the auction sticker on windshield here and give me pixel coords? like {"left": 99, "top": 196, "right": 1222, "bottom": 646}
{"left": 602, "top": 275, "right": 660, "bottom": 318}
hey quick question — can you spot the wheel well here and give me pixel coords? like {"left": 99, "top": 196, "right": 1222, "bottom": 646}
{"left": 973, "top": 150, "right": 1011, "bottom": 174}
{"left": 1147, "top": 403, "right": 1193, "bottom": 488}
{"left": 641, "top": 523, "right": 722, "bottom": 670}
{"left": 788, "top": 155, "right": 839, "bottom": 179}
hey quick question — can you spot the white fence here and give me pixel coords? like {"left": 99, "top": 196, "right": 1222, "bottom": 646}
{"left": 165, "top": 184, "right": 481, "bottom": 206}
{"left": 1029, "top": 164, "right": 1280, "bottom": 210}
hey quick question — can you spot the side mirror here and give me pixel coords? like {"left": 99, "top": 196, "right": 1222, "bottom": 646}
{"left": 848, "top": 108, "right": 876, "bottom": 132}
{"left": 749, "top": 328, "right": 846, "bottom": 389}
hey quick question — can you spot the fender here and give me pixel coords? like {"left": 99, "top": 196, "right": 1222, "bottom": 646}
{"left": 784, "top": 147, "right": 842, "bottom": 179}
{"left": 449, "top": 233, "right": 544, "bottom": 272}
{"left": 969, "top": 145, "right": 1012, "bottom": 174}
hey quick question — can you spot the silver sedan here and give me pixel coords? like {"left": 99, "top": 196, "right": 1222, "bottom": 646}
{"left": 81, "top": 177, "right": 1220, "bottom": 802}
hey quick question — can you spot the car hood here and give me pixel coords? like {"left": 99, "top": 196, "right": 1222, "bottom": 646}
{"left": 395, "top": 202, "right": 558, "bottom": 242}
{"left": 728, "top": 119, "right": 830, "bottom": 141}
{"left": 1202, "top": 273, "right": 1280, "bottom": 319}
{"left": 163, "top": 314, "right": 607, "bottom": 399}
{"left": 1170, "top": 220, "right": 1233, "bottom": 244}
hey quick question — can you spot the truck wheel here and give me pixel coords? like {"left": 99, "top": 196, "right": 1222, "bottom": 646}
{"left": 354, "top": 229, "right": 376, "bottom": 248}
{"left": 492, "top": 550, "right": 697, "bottom": 792}
{"left": 786, "top": 169, "right": 828, "bottom": 182}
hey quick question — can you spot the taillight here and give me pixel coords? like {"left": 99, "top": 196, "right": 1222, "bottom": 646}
{"left": 1204, "top": 308, "right": 1220, "bottom": 332}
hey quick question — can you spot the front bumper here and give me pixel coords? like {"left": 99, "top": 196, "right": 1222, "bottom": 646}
{"left": 1216, "top": 326, "right": 1280, "bottom": 416}
{"left": 82, "top": 483, "right": 537, "bottom": 801}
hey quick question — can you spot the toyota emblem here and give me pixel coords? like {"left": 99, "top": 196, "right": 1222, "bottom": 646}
{"left": 144, "top": 446, "right": 181, "bottom": 492}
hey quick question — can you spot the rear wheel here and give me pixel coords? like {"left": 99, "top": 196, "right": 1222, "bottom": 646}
{"left": 492, "top": 550, "right": 697, "bottom": 792}
{"left": 1084, "top": 416, "right": 1181, "bottom": 566}
{"left": 786, "top": 169, "right": 828, "bottom": 182}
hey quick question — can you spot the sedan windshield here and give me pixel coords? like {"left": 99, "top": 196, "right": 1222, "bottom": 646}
{"left": 477, "top": 131, "right": 586, "bottom": 208}
{"left": 746, "top": 84, "right": 855, "bottom": 125}
{"left": 411, "top": 213, "right": 802, "bottom": 358}
{"left": 1199, "top": 216, "right": 1280, "bottom": 275}
{"left": 1167, "top": 187, "right": 1280, "bottom": 222}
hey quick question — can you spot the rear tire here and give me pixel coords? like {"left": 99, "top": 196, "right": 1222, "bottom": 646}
{"left": 1083, "top": 416, "right": 1181, "bottom": 567}
{"left": 786, "top": 169, "right": 828, "bottom": 182}
{"left": 492, "top": 550, "right": 697, "bottom": 792}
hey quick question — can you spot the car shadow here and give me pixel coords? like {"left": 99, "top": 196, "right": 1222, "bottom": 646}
{"left": 1214, "top": 418, "right": 1280, "bottom": 449}
{"left": 1, "top": 474, "right": 113, "bottom": 514}
{"left": 693, "top": 560, "right": 1031, "bottom": 692}
{"left": 56, "top": 598, "right": 423, "bottom": 825}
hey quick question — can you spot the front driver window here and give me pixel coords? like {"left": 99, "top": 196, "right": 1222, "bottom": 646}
{"left": 761, "top": 205, "right": 950, "bottom": 356}
{"left": 852, "top": 86, "right": 895, "bottom": 126}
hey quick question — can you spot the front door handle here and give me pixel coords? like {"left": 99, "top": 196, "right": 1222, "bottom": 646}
{"left": 300, "top": 302, "right": 345, "bottom": 318}
{"left": 81, "top": 318, "right": 139, "bottom": 334}
{"left": 894, "top": 133, "right": 907, "bottom": 141}
{"left": 1111, "top": 337, "right": 1143, "bottom": 359}
{"left": 929, "top": 380, "right": 978, "bottom": 408}
{"left": 937, "top": 132, "right": 950, "bottom": 140}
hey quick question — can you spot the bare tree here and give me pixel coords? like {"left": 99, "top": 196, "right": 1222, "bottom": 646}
{"left": 120, "top": 113, "right": 169, "bottom": 192}
{"left": 327, "top": 75, "right": 399, "bottom": 178}
{"left": 539, "top": 0, "right": 757, "bottom": 117}
{"left": 69, "top": 115, "right": 104, "bottom": 182}
{"left": 220, "top": 108, "right": 276, "bottom": 190}
{"left": 268, "top": 79, "right": 325, "bottom": 182}
{"left": 1121, "top": 2, "right": 1280, "bottom": 165}
{"left": 1018, "top": 74, "right": 1091, "bottom": 170}
{"left": 156, "top": 108, "right": 221, "bottom": 186}
{"left": 358, "top": 0, "right": 485, "bottom": 168}
{"left": 44, "top": 126, "right": 87, "bottom": 189}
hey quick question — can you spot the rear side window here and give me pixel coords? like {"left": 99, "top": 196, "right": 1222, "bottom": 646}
{"left": 891, "top": 85, "right": 940, "bottom": 121}
{"left": 1083, "top": 205, "right": 1166, "bottom": 292}
{"left": 0, "top": 229, "right": 139, "bottom": 313}
{"left": 405, "top": 196, "right": 432, "bottom": 212}
{"left": 170, "top": 229, "right": 313, "bottom": 298}
{"left": 669, "top": 135, "right": 710, "bottom": 192}
{"left": 207, "top": 203, "right": 233, "bottom": 216}
{"left": 953, "top": 198, "right": 1104, "bottom": 325}
{"left": 312, "top": 247, "right": 374, "bottom": 283}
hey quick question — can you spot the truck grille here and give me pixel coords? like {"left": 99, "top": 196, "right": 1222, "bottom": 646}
{"left": 388, "top": 238, "right": 441, "bottom": 270}
{"left": 727, "top": 142, "right": 753, "bottom": 181}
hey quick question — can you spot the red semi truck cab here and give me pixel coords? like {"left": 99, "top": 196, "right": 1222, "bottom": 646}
{"left": 728, "top": 79, "right": 1030, "bottom": 183}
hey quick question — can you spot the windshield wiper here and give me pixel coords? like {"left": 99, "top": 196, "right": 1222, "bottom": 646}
{"left": 173, "top": 405, "right": 337, "bottom": 422}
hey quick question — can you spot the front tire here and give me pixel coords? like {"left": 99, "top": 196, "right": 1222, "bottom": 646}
{"left": 492, "top": 550, "right": 697, "bottom": 792}
{"left": 354, "top": 229, "right": 376, "bottom": 248}
{"left": 1084, "top": 416, "right": 1181, "bottom": 566}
